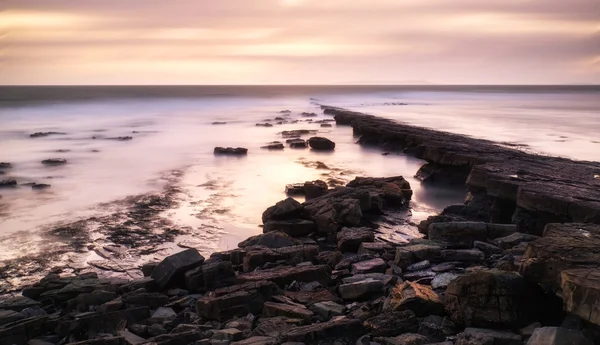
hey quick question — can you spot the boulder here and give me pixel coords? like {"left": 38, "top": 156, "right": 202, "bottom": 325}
{"left": 383, "top": 281, "right": 444, "bottom": 317}
{"left": 304, "top": 197, "right": 362, "bottom": 233}
{"left": 337, "top": 227, "right": 375, "bottom": 253}
{"left": 346, "top": 176, "right": 413, "bottom": 206}
{"left": 363, "top": 310, "right": 419, "bottom": 337}
{"left": 288, "top": 139, "right": 307, "bottom": 148}
{"left": 237, "top": 264, "right": 331, "bottom": 287}
{"left": 351, "top": 258, "right": 387, "bottom": 274}
{"left": 394, "top": 243, "right": 443, "bottom": 269}
{"left": 304, "top": 180, "right": 328, "bottom": 199}
{"left": 186, "top": 260, "right": 236, "bottom": 291}
{"left": 263, "top": 302, "right": 313, "bottom": 324}
{"left": 440, "top": 249, "right": 485, "bottom": 263}
{"left": 285, "top": 183, "right": 305, "bottom": 195}
{"left": 526, "top": 327, "right": 593, "bottom": 345}
{"left": 561, "top": 268, "right": 600, "bottom": 326}
{"left": 239, "top": 231, "right": 301, "bottom": 249}
{"left": 41, "top": 158, "right": 67, "bottom": 165}
{"left": 263, "top": 219, "right": 316, "bottom": 238}
{"left": 428, "top": 222, "right": 487, "bottom": 248}
{"left": 338, "top": 279, "right": 384, "bottom": 300}
{"left": 456, "top": 328, "right": 521, "bottom": 345}
{"left": 214, "top": 147, "right": 248, "bottom": 155}
{"left": 520, "top": 223, "right": 600, "bottom": 291}
{"left": 283, "top": 317, "right": 364, "bottom": 342}
{"left": 445, "top": 270, "right": 553, "bottom": 328}
{"left": 307, "top": 137, "right": 335, "bottom": 150}
{"left": 0, "top": 162, "right": 12, "bottom": 169}
{"left": 262, "top": 198, "right": 304, "bottom": 224}
{"left": 196, "top": 281, "right": 277, "bottom": 321}
{"left": 151, "top": 248, "right": 205, "bottom": 288}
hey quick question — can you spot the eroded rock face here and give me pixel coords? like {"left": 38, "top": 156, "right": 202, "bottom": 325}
{"left": 444, "top": 270, "right": 555, "bottom": 328}
{"left": 561, "top": 268, "right": 600, "bottom": 326}
{"left": 521, "top": 223, "right": 600, "bottom": 291}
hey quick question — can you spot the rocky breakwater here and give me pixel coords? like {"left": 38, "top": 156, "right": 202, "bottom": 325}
{"left": 323, "top": 105, "right": 600, "bottom": 235}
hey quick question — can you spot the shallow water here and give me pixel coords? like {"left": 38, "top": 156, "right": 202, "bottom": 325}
{"left": 0, "top": 85, "right": 598, "bottom": 275}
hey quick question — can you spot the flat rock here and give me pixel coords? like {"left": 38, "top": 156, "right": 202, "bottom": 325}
{"left": 232, "top": 336, "right": 277, "bottom": 345}
{"left": 351, "top": 258, "right": 387, "bottom": 274}
{"left": 263, "top": 301, "right": 313, "bottom": 324}
{"left": 212, "top": 328, "right": 244, "bottom": 341}
{"left": 196, "top": 281, "right": 277, "bottom": 321}
{"left": 151, "top": 248, "right": 205, "bottom": 289}
{"left": 337, "top": 227, "right": 375, "bottom": 253}
{"left": 526, "top": 327, "right": 593, "bottom": 345}
{"left": 239, "top": 231, "right": 301, "bottom": 249}
{"left": 237, "top": 264, "right": 331, "bottom": 287}
{"left": 561, "top": 268, "right": 600, "bottom": 326}
{"left": 41, "top": 158, "right": 67, "bottom": 165}
{"left": 0, "top": 309, "right": 24, "bottom": 326}
{"left": 456, "top": 328, "right": 521, "bottom": 345}
{"left": 338, "top": 279, "right": 384, "bottom": 300}
{"left": 358, "top": 242, "right": 395, "bottom": 255}
{"left": 378, "top": 333, "right": 428, "bottom": 345}
{"left": 0, "top": 296, "right": 40, "bottom": 312}
{"left": 310, "top": 301, "right": 346, "bottom": 318}
{"left": 428, "top": 222, "right": 487, "bottom": 249}
{"left": 383, "top": 281, "right": 444, "bottom": 317}
{"left": 494, "top": 232, "right": 539, "bottom": 249}
{"left": 283, "top": 316, "right": 363, "bottom": 342}
{"left": 431, "top": 272, "right": 461, "bottom": 290}
{"left": 214, "top": 147, "right": 248, "bottom": 155}
{"left": 394, "top": 243, "right": 443, "bottom": 269}
{"left": 440, "top": 249, "right": 484, "bottom": 263}
{"left": 363, "top": 310, "right": 419, "bottom": 337}
{"left": 473, "top": 241, "right": 503, "bottom": 256}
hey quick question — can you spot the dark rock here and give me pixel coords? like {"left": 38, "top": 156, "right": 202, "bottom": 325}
{"left": 440, "top": 249, "right": 485, "bottom": 263}
{"left": 239, "top": 231, "right": 301, "bottom": 249}
{"left": 281, "top": 129, "right": 318, "bottom": 138}
{"left": 238, "top": 264, "right": 331, "bottom": 287}
{"left": 431, "top": 272, "right": 461, "bottom": 289}
{"left": 304, "top": 197, "right": 362, "bottom": 233}
{"left": 0, "top": 162, "right": 12, "bottom": 169}
{"left": 41, "top": 158, "right": 67, "bottom": 165}
{"left": 0, "top": 296, "right": 40, "bottom": 312}
{"left": 232, "top": 336, "right": 277, "bottom": 345}
{"left": 288, "top": 139, "right": 307, "bottom": 148}
{"left": 364, "top": 310, "right": 419, "bottom": 337}
{"left": 263, "top": 302, "right": 313, "bottom": 324}
{"left": 285, "top": 289, "right": 340, "bottom": 306}
{"left": 56, "top": 307, "right": 150, "bottom": 338}
{"left": 63, "top": 337, "right": 125, "bottom": 345}
{"left": 561, "top": 268, "right": 600, "bottom": 326}
{"left": 338, "top": 279, "right": 384, "bottom": 300}
{"left": 445, "top": 270, "right": 556, "bottom": 328}
{"left": 304, "top": 180, "right": 328, "bottom": 200}
{"left": 67, "top": 290, "right": 117, "bottom": 312}
{"left": 320, "top": 123, "right": 332, "bottom": 128}
{"left": 526, "top": 327, "right": 593, "bottom": 345}
{"left": 351, "top": 258, "right": 387, "bottom": 274}
{"left": 250, "top": 316, "right": 296, "bottom": 339}
{"left": 384, "top": 281, "right": 444, "bottom": 317}
{"left": 455, "top": 328, "right": 521, "bottom": 345}
{"left": 0, "top": 179, "right": 17, "bottom": 188}
{"left": 307, "top": 137, "right": 335, "bottom": 150}
{"left": 283, "top": 317, "right": 364, "bottom": 342}
{"left": 402, "top": 270, "right": 436, "bottom": 283}
{"left": 417, "top": 315, "right": 456, "bottom": 343}
{"left": 0, "top": 310, "right": 25, "bottom": 327}
{"left": 151, "top": 248, "right": 205, "bottom": 289}
{"left": 428, "top": 222, "right": 487, "bottom": 249}
{"left": 243, "top": 245, "right": 318, "bottom": 272}
{"left": 30, "top": 132, "right": 66, "bottom": 138}
{"left": 261, "top": 142, "right": 285, "bottom": 150}
{"left": 394, "top": 243, "right": 443, "bottom": 269}
{"left": 151, "top": 306, "right": 177, "bottom": 319}
{"left": 431, "top": 262, "right": 456, "bottom": 273}
{"left": 493, "top": 232, "right": 539, "bottom": 249}
{"left": 122, "top": 292, "right": 169, "bottom": 309}
{"left": 407, "top": 260, "right": 431, "bottom": 272}
{"left": 196, "top": 281, "right": 277, "bottom": 321}
{"left": 212, "top": 328, "right": 244, "bottom": 341}
{"left": 473, "top": 241, "right": 503, "bottom": 256}
{"left": 141, "top": 262, "right": 159, "bottom": 277}
{"left": 310, "top": 301, "right": 346, "bottom": 319}
{"left": 0, "top": 316, "right": 48, "bottom": 345}
{"left": 256, "top": 123, "right": 274, "bottom": 127}
{"left": 214, "top": 147, "right": 248, "bottom": 155}
{"left": 263, "top": 219, "right": 316, "bottom": 238}
{"left": 378, "top": 333, "right": 428, "bottom": 345}
{"left": 358, "top": 242, "right": 395, "bottom": 255}
{"left": 337, "top": 228, "right": 375, "bottom": 253}
{"left": 186, "top": 260, "right": 236, "bottom": 292}
{"left": 301, "top": 112, "right": 318, "bottom": 117}
{"left": 346, "top": 176, "right": 412, "bottom": 205}
{"left": 262, "top": 198, "right": 304, "bottom": 224}
{"left": 31, "top": 183, "right": 51, "bottom": 190}
{"left": 285, "top": 183, "right": 305, "bottom": 195}
{"left": 212, "top": 122, "right": 227, "bottom": 125}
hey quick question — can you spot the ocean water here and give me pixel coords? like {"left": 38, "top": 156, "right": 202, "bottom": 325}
{"left": 0, "top": 85, "right": 598, "bottom": 274}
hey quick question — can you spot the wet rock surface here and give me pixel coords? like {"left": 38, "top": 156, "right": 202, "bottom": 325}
{"left": 214, "top": 147, "right": 248, "bottom": 155}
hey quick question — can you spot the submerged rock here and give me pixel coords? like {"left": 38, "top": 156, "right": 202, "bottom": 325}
{"left": 212, "top": 122, "right": 227, "bottom": 125}
{"left": 0, "top": 162, "right": 12, "bottom": 169}
{"left": 307, "top": 137, "right": 335, "bottom": 150}
{"left": 41, "top": 158, "right": 67, "bottom": 165}
{"left": 30, "top": 132, "right": 66, "bottom": 138}
{"left": 214, "top": 147, "right": 248, "bottom": 155}
{"left": 31, "top": 183, "right": 51, "bottom": 190}
{"left": 256, "top": 123, "right": 274, "bottom": 127}
{"left": 0, "top": 179, "right": 17, "bottom": 188}
{"left": 261, "top": 142, "right": 285, "bottom": 150}
{"left": 288, "top": 139, "right": 307, "bottom": 148}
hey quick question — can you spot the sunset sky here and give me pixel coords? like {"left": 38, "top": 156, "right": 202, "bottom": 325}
{"left": 1, "top": 0, "right": 598, "bottom": 85}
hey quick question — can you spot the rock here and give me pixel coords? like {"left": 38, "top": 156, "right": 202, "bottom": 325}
{"left": 337, "top": 228, "right": 375, "bottom": 253}
{"left": 243, "top": 245, "right": 318, "bottom": 272}
{"left": 196, "top": 281, "right": 277, "bottom": 320}
{"left": 338, "top": 279, "right": 384, "bottom": 300}
{"left": 152, "top": 307, "right": 177, "bottom": 319}
{"left": 304, "top": 180, "right": 328, "bottom": 200}
{"left": 237, "top": 264, "right": 331, "bottom": 287}
{"left": 283, "top": 317, "right": 364, "bottom": 342}
{"left": 186, "top": 260, "right": 237, "bottom": 291}
{"left": 148, "top": 323, "right": 168, "bottom": 337}
{"left": 281, "top": 129, "right": 317, "bottom": 138}
{"left": 285, "top": 289, "right": 340, "bottom": 306}
{"left": 431, "top": 273, "right": 461, "bottom": 290}
{"left": 363, "top": 310, "right": 419, "bottom": 337}
{"left": 213, "top": 122, "right": 227, "bottom": 125}
{"left": 342, "top": 273, "right": 394, "bottom": 285}
{"left": 445, "top": 270, "right": 554, "bottom": 328}
{"left": 358, "top": 242, "right": 395, "bottom": 255}
{"left": 394, "top": 243, "right": 443, "bottom": 269}
{"left": 239, "top": 231, "right": 301, "bottom": 249}
{"left": 0, "top": 309, "right": 25, "bottom": 326}
{"left": 213, "top": 328, "right": 244, "bottom": 341}
{"left": 41, "top": 158, "right": 67, "bottom": 165}
{"left": 310, "top": 301, "right": 346, "bottom": 319}
{"left": 407, "top": 260, "right": 431, "bottom": 272}
{"left": 118, "top": 330, "right": 147, "bottom": 345}
{"left": 440, "top": 249, "right": 484, "bottom": 263}
{"left": 256, "top": 123, "right": 274, "bottom": 127}
{"left": 428, "top": 222, "right": 487, "bottom": 248}
{"left": 493, "top": 232, "right": 539, "bottom": 249}
{"left": 431, "top": 262, "right": 456, "bottom": 273}
{"left": 263, "top": 302, "right": 313, "bottom": 323}
{"left": 321, "top": 123, "right": 332, "bottom": 128}
{"left": 561, "top": 268, "right": 600, "bottom": 326}
{"left": 0, "top": 162, "right": 12, "bottom": 169}
{"left": 526, "top": 327, "right": 593, "bottom": 345}
{"left": 384, "top": 281, "right": 444, "bottom": 317}
{"left": 151, "top": 248, "right": 205, "bottom": 289}
{"left": 307, "top": 137, "right": 335, "bottom": 150}
{"left": 288, "top": 139, "right": 307, "bottom": 148}
{"left": 141, "top": 262, "right": 158, "bottom": 277}
{"left": 263, "top": 220, "right": 316, "bottom": 238}
{"left": 417, "top": 315, "right": 456, "bottom": 343}
{"left": 304, "top": 197, "right": 362, "bottom": 233}
{"left": 250, "top": 316, "right": 296, "bottom": 339}
{"left": 0, "top": 179, "right": 17, "bottom": 188}
{"left": 351, "top": 258, "right": 387, "bottom": 274}
{"left": 30, "top": 132, "right": 66, "bottom": 138}
{"left": 214, "top": 147, "right": 248, "bottom": 155}
{"left": 97, "top": 299, "right": 124, "bottom": 313}
{"left": 521, "top": 223, "right": 600, "bottom": 291}
{"left": 68, "top": 290, "right": 117, "bottom": 312}
{"left": 456, "top": 328, "right": 521, "bottom": 345}
{"left": 262, "top": 198, "right": 304, "bottom": 224}
{"left": 285, "top": 183, "right": 305, "bottom": 195}
{"left": 232, "top": 336, "right": 277, "bottom": 345}
{"left": 56, "top": 307, "right": 150, "bottom": 338}
{"left": 0, "top": 296, "right": 40, "bottom": 312}
{"left": 31, "top": 183, "right": 51, "bottom": 190}
{"left": 473, "top": 241, "right": 503, "bottom": 256}
{"left": 346, "top": 176, "right": 412, "bottom": 205}
{"left": 261, "top": 142, "right": 285, "bottom": 150}
{"left": 379, "top": 333, "right": 428, "bottom": 345}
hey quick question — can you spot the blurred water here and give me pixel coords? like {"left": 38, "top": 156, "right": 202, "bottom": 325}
{"left": 0, "top": 85, "right": 598, "bottom": 261}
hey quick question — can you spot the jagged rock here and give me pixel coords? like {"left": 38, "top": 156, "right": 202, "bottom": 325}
{"left": 262, "top": 198, "right": 304, "bottom": 224}
{"left": 384, "top": 281, "right": 444, "bottom": 317}
{"left": 431, "top": 273, "right": 461, "bottom": 290}
{"left": 338, "top": 279, "right": 384, "bottom": 300}
{"left": 307, "top": 137, "right": 335, "bottom": 150}
{"left": 239, "top": 231, "right": 301, "bottom": 249}
{"left": 346, "top": 176, "right": 412, "bottom": 205}
{"left": 263, "top": 219, "right": 317, "bottom": 238}
{"left": 196, "top": 281, "right": 277, "bottom": 321}
{"left": 440, "top": 249, "right": 484, "bottom": 263}
{"left": 456, "top": 328, "right": 521, "bottom": 345}
{"left": 445, "top": 270, "right": 556, "bottom": 328}
{"left": 493, "top": 233, "right": 539, "bottom": 249}
{"left": 342, "top": 273, "right": 394, "bottom": 285}
{"left": 283, "top": 316, "right": 363, "bottom": 342}
{"left": 406, "top": 260, "right": 431, "bottom": 272}
{"left": 263, "top": 302, "right": 313, "bottom": 323}
{"left": 238, "top": 264, "right": 331, "bottom": 287}
{"left": 473, "top": 241, "right": 503, "bottom": 256}
{"left": 304, "top": 180, "right": 328, "bottom": 200}
{"left": 525, "top": 327, "right": 593, "bottom": 345}
{"left": 378, "top": 333, "right": 428, "bottom": 345}
{"left": 284, "top": 289, "right": 340, "bottom": 306}
{"left": 337, "top": 228, "right": 375, "bottom": 253}
{"left": 428, "top": 222, "right": 487, "bottom": 248}
{"left": 363, "top": 310, "right": 419, "bottom": 337}
{"left": 151, "top": 248, "right": 205, "bottom": 289}
{"left": 561, "top": 268, "right": 600, "bottom": 326}
{"left": 521, "top": 223, "right": 600, "bottom": 291}
{"left": 304, "top": 197, "right": 362, "bottom": 233}
{"left": 417, "top": 315, "right": 456, "bottom": 343}
{"left": 152, "top": 307, "right": 177, "bottom": 319}
{"left": 351, "top": 258, "right": 387, "bottom": 274}
{"left": 243, "top": 245, "right": 318, "bottom": 272}
{"left": 214, "top": 147, "right": 248, "bottom": 155}
{"left": 310, "top": 301, "right": 346, "bottom": 319}
{"left": 41, "top": 158, "right": 67, "bottom": 165}
{"left": 394, "top": 243, "right": 443, "bottom": 269}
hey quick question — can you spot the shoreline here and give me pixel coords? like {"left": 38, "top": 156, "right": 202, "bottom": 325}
{"left": 1, "top": 107, "right": 600, "bottom": 344}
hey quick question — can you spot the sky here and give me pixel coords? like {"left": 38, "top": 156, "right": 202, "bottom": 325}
{"left": 0, "top": 0, "right": 598, "bottom": 85}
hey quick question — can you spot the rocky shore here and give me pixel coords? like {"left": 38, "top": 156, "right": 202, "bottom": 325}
{"left": 2, "top": 108, "right": 600, "bottom": 345}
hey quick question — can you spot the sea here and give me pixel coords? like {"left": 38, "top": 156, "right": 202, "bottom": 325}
{"left": 0, "top": 85, "right": 599, "bottom": 286}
